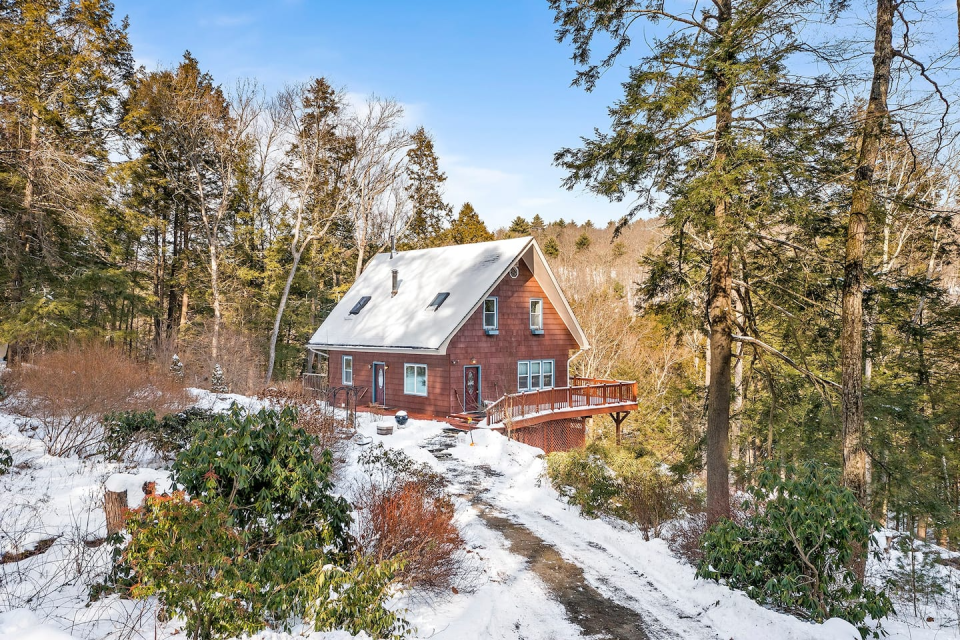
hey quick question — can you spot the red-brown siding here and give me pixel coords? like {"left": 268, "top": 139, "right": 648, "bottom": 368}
{"left": 446, "top": 260, "right": 579, "bottom": 411}
{"left": 324, "top": 260, "right": 579, "bottom": 417}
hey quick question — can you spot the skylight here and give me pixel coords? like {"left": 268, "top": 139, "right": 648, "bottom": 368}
{"left": 427, "top": 292, "right": 450, "bottom": 311}
{"left": 349, "top": 296, "right": 371, "bottom": 315}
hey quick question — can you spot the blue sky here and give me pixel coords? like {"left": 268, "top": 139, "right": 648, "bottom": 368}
{"left": 112, "top": 1, "right": 635, "bottom": 230}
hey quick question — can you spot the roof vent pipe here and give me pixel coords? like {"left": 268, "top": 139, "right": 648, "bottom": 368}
{"left": 391, "top": 269, "right": 399, "bottom": 297}
{"left": 389, "top": 235, "right": 395, "bottom": 259}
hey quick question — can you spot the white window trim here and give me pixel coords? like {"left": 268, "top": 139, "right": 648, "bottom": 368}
{"left": 518, "top": 361, "right": 530, "bottom": 392}
{"left": 529, "top": 298, "right": 544, "bottom": 332}
{"left": 518, "top": 359, "right": 555, "bottom": 391}
{"left": 542, "top": 360, "right": 555, "bottom": 389}
{"left": 483, "top": 296, "right": 498, "bottom": 331}
{"left": 342, "top": 356, "right": 353, "bottom": 385}
{"left": 404, "top": 363, "right": 428, "bottom": 397}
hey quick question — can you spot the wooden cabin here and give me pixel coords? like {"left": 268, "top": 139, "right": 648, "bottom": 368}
{"left": 305, "top": 237, "right": 636, "bottom": 452}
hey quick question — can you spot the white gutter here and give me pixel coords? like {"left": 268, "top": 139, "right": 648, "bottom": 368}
{"left": 566, "top": 347, "right": 589, "bottom": 386}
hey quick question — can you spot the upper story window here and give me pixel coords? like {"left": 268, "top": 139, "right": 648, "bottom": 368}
{"left": 529, "top": 298, "right": 543, "bottom": 334}
{"left": 483, "top": 297, "right": 498, "bottom": 333}
{"left": 404, "top": 364, "right": 428, "bottom": 396}
{"left": 342, "top": 356, "right": 353, "bottom": 385}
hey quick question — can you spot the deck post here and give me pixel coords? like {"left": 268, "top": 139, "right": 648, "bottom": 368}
{"left": 610, "top": 411, "right": 630, "bottom": 446}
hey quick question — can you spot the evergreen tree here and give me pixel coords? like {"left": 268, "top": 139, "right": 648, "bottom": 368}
{"left": 543, "top": 237, "right": 561, "bottom": 258}
{"left": 444, "top": 203, "right": 494, "bottom": 245}
{"left": 575, "top": 232, "right": 592, "bottom": 252}
{"left": 400, "top": 127, "right": 451, "bottom": 250}
{"left": 170, "top": 354, "right": 185, "bottom": 382}
{"left": 530, "top": 214, "right": 546, "bottom": 232}
{"left": 210, "top": 363, "right": 228, "bottom": 393}
{"left": 0, "top": 0, "right": 133, "bottom": 347}
{"left": 507, "top": 216, "right": 531, "bottom": 237}
{"left": 551, "top": 0, "right": 836, "bottom": 523}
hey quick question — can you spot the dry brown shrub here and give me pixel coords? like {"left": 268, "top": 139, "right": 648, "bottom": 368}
{"left": 166, "top": 323, "right": 265, "bottom": 395}
{"left": 8, "top": 343, "right": 189, "bottom": 456}
{"left": 354, "top": 445, "right": 471, "bottom": 597}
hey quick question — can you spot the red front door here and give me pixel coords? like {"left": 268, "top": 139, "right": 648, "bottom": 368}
{"left": 373, "top": 363, "right": 386, "bottom": 405}
{"left": 464, "top": 366, "right": 481, "bottom": 412}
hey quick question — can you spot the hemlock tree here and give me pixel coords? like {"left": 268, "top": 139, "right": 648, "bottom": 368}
{"left": 445, "top": 203, "right": 493, "bottom": 245}
{"left": 507, "top": 216, "right": 530, "bottom": 236}
{"left": 122, "top": 54, "right": 261, "bottom": 363}
{"left": 0, "top": 0, "right": 132, "bottom": 345}
{"left": 550, "top": 0, "right": 836, "bottom": 523}
{"left": 400, "top": 126, "right": 451, "bottom": 250}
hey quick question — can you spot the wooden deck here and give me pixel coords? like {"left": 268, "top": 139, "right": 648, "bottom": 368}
{"left": 484, "top": 377, "right": 638, "bottom": 429}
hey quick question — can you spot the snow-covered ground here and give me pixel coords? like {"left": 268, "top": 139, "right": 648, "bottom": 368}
{"left": 1, "top": 390, "right": 958, "bottom": 639}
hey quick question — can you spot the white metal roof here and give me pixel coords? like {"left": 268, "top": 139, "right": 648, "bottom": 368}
{"left": 307, "top": 237, "right": 588, "bottom": 355}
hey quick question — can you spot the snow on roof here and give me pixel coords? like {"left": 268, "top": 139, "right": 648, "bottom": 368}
{"left": 307, "top": 237, "right": 588, "bottom": 354}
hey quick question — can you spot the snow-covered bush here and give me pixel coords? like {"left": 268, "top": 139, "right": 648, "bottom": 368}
{"left": 169, "top": 354, "right": 184, "bottom": 382}
{"left": 8, "top": 344, "right": 189, "bottom": 456}
{"left": 210, "top": 363, "right": 228, "bottom": 393}
{"left": 0, "top": 446, "right": 11, "bottom": 475}
{"left": 120, "top": 404, "right": 406, "bottom": 639}
{"left": 354, "top": 444, "right": 470, "bottom": 597}
{"left": 698, "top": 463, "right": 893, "bottom": 636}
{"left": 100, "top": 407, "right": 217, "bottom": 461}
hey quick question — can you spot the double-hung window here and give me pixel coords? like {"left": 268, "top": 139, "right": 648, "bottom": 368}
{"left": 342, "top": 356, "right": 353, "bottom": 385}
{"left": 518, "top": 361, "right": 530, "bottom": 391}
{"left": 529, "top": 298, "right": 543, "bottom": 333}
{"left": 404, "top": 364, "right": 428, "bottom": 396}
{"left": 483, "top": 297, "right": 498, "bottom": 333}
{"left": 518, "top": 359, "right": 555, "bottom": 391}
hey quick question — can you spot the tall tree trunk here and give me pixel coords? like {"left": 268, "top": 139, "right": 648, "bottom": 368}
{"left": 209, "top": 235, "right": 221, "bottom": 363}
{"left": 706, "top": 0, "right": 734, "bottom": 526}
{"left": 13, "top": 108, "right": 40, "bottom": 305}
{"left": 841, "top": 0, "right": 894, "bottom": 513}
{"left": 265, "top": 246, "right": 304, "bottom": 383}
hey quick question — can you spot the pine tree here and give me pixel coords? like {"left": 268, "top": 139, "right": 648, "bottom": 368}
{"left": 543, "top": 237, "right": 561, "bottom": 258}
{"left": 530, "top": 214, "right": 546, "bottom": 232}
{"left": 401, "top": 127, "right": 451, "bottom": 250}
{"left": 211, "top": 363, "right": 228, "bottom": 394}
{"left": 507, "top": 216, "right": 531, "bottom": 237}
{"left": 170, "top": 354, "right": 185, "bottom": 382}
{"left": 444, "top": 203, "right": 494, "bottom": 245}
{"left": 575, "top": 233, "right": 592, "bottom": 252}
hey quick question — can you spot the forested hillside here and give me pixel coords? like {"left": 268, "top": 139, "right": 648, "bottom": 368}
{"left": 3, "top": 1, "right": 960, "bottom": 637}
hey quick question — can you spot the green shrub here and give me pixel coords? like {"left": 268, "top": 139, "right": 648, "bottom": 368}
{"left": 546, "top": 445, "right": 618, "bottom": 518}
{"left": 604, "top": 449, "right": 699, "bottom": 540}
{"left": 697, "top": 463, "right": 893, "bottom": 636}
{"left": 546, "top": 442, "right": 696, "bottom": 536}
{"left": 102, "top": 406, "right": 216, "bottom": 460}
{"left": 123, "top": 404, "right": 406, "bottom": 639}
{"left": 0, "top": 446, "right": 12, "bottom": 475}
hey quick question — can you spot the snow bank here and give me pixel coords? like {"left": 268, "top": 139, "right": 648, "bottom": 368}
{"left": 104, "top": 469, "right": 172, "bottom": 508}
{"left": 0, "top": 608, "right": 77, "bottom": 640}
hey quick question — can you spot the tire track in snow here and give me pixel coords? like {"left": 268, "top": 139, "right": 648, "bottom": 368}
{"left": 423, "top": 432, "right": 688, "bottom": 640}
{"left": 423, "top": 432, "right": 716, "bottom": 640}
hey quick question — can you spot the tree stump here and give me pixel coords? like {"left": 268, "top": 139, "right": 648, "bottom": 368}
{"left": 104, "top": 488, "right": 128, "bottom": 536}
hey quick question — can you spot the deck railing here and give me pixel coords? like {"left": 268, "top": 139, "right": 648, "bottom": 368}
{"left": 485, "top": 380, "right": 637, "bottom": 426}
